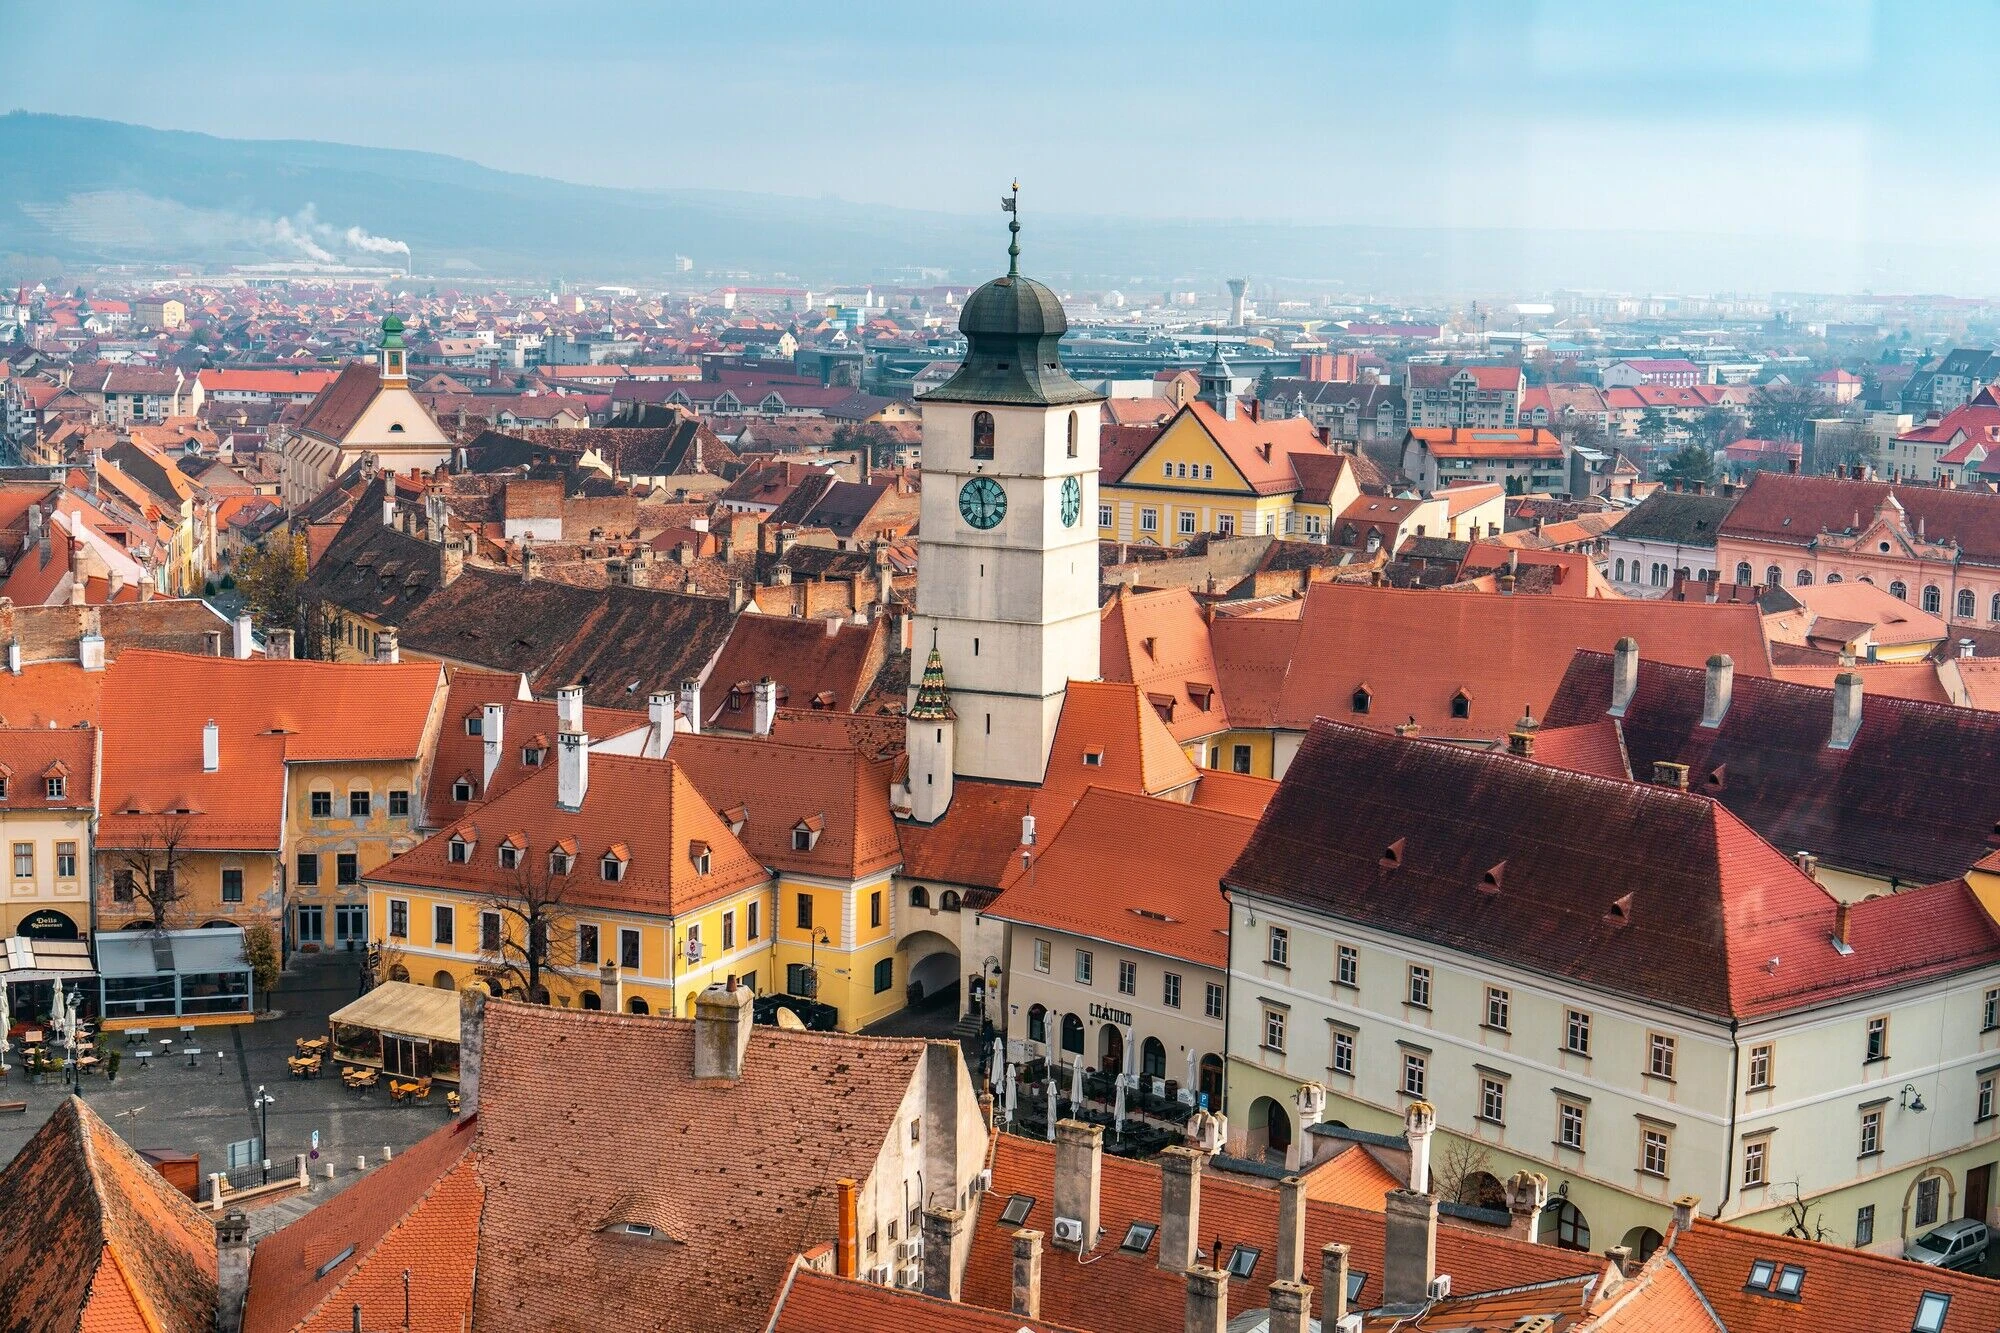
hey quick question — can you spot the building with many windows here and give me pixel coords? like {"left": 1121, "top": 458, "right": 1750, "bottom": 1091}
{"left": 0, "top": 726, "right": 98, "bottom": 942}
{"left": 1221, "top": 719, "right": 2000, "bottom": 1258}
{"left": 1400, "top": 427, "right": 1567, "bottom": 496}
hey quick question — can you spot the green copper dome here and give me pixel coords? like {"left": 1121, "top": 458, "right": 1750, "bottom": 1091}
{"left": 380, "top": 314, "right": 406, "bottom": 349}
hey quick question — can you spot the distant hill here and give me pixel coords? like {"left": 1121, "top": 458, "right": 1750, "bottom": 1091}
{"left": 4, "top": 112, "right": 1994, "bottom": 294}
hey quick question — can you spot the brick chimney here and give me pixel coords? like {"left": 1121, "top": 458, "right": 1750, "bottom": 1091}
{"left": 1276, "top": 1175, "right": 1308, "bottom": 1283}
{"left": 1701, "top": 654, "right": 1733, "bottom": 727}
{"left": 1185, "top": 1262, "right": 1230, "bottom": 1333}
{"left": 1609, "top": 636, "right": 1639, "bottom": 715}
{"left": 1830, "top": 670, "right": 1864, "bottom": 749}
{"left": 1011, "top": 1230, "right": 1044, "bottom": 1319}
{"left": 1797, "top": 850, "right": 1820, "bottom": 882}
{"left": 1833, "top": 900, "right": 1852, "bottom": 951}
{"left": 1319, "top": 1243, "right": 1351, "bottom": 1329}
{"left": 1053, "top": 1119, "right": 1103, "bottom": 1254}
{"left": 1507, "top": 729, "right": 1535, "bottom": 758}
{"left": 693, "top": 978, "right": 754, "bottom": 1081}
{"left": 214, "top": 1209, "right": 251, "bottom": 1333}
{"left": 1158, "top": 1145, "right": 1204, "bottom": 1272}
{"left": 1652, "top": 760, "right": 1689, "bottom": 791}
{"left": 598, "top": 961, "right": 622, "bottom": 1015}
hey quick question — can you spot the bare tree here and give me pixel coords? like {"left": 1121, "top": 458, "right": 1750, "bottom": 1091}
{"left": 111, "top": 813, "right": 198, "bottom": 931}
{"left": 1429, "top": 1135, "right": 1503, "bottom": 1209}
{"left": 1778, "top": 1186, "right": 1831, "bottom": 1242}
{"left": 1555, "top": 413, "right": 1608, "bottom": 455}
{"left": 478, "top": 855, "right": 580, "bottom": 1004}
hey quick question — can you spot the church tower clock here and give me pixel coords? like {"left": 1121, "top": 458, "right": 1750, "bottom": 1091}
{"left": 909, "top": 188, "right": 1103, "bottom": 788}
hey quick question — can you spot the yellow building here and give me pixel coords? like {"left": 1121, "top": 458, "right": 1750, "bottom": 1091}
{"left": 95, "top": 651, "right": 447, "bottom": 953}
{"left": 0, "top": 727, "right": 98, "bottom": 942}
{"left": 1098, "top": 399, "right": 1343, "bottom": 547}
{"left": 367, "top": 743, "right": 778, "bottom": 1018}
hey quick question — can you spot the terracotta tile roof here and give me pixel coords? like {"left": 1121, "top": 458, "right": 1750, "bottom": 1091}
{"left": 375, "top": 754, "right": 765, "bottom": 918}
{"left": 700, "top": 615, "right": 890, "bottom": 732}
{"left": 1099, "top": 586, "right": 1228, "bottom": 744}
{"left": 1572, "top": 1253, "right": 1719, "bottom": 1330}
{"left": 1669, "top": 1213, "right": 2000, "bottom": 1332}
{"left": 242, "top": 1117, "right": 480, "bottom": 1333}
{"left": 671, "top": 732, "right": 902, "bottom": 880}
{"left": 1546, "top": 650, "right": 2000, "bottom": 883}
{"left": 293, "top": 362, "right": 381, "bottom": 442}
{"left": 896, "top": 779, "right": 1035, "bottom": 892}
{"left": 469, "top": 1002, "right": 930, "bottom": 1333}
{"left": 1721, "top": 471, "right": 2000, "bottom": 565}
{"left": 1406, "top": 426, "right": 1562, "bottom": 460}
{"left": 201, "top": 368, "right": 338, "bottom": 396}
{"left": 1187, "top": 769, "right": 1279, "bottom": 819}
{"left": 1358, "top": 1275, "right": 1601, "bottom": 1330}
{"left": 1039, "top": 680, "right": 1199, "bottom": 806}
{"left": 98, "top": 651, "right": 445, "bottom": 852}
{"left": 1225, "top": 720, "right": 1957, "bottom": 1021}
{"left": 0, "top": 662, "right": 104, "bottom": 729}
{"left": 1524, "top": 720, "right": 1630, "bottom": 780}
{"left": 1099, "top": 422, "right": 1166, "bottom": 482}
{"left": 1271, "top": 582, "right": 1772, "bottom": 740}
{"left": 1298, "top": 1144, "right": 1405, "bottom": 1209}
{"left": 422, "top": 668, "right": 645, "bottom": 827}
{"left": 987, "top": 787, "right": 1250, "bottom": 967}
{"left": 1209, "top": 615, "right": 1301, "bottom": 729}
{"left": 1171, "top": 402, "right": 1334, "bottom": 496}
{"left": 0, "top": 725, "right": 96, "bottom": 811}
{"left": 0, "top": 1097, "right": 218, "bottom": 1333}
{"left": 962, "top": 1135, "right": 1595, "bottom": 1333}
{"left": 769, "top": 1265, "right": 1087, "bottom": 1333}
{"left": 1769, "top": 660, "right": 1952, "bottom": 704}
{"left": 302, "top": 479, "right": 451, "bottom": 626}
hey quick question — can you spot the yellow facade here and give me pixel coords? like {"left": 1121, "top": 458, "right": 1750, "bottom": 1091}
{"left": 367, "top": 878, "right": 777, "bottom": 1016}
{"left": 1099, "top": 414, "right": 1297, "bottom": 545}
{"left": 324, "top": 610, "right": 394, "bottom": 664}
{"left": 287, "top": 758, "right": 431, "bottom": 948}
{"left": 1201, "top": 729, "right": 1278, "bottom": 779}
{"left": 2, "top": 809, "right": 93, "bottom": 939}
{"left": 97, "top": 849, "right": 285, "bottom": 934}
{"left": 773, "top": 871, "right": 904, "bottom": 1030}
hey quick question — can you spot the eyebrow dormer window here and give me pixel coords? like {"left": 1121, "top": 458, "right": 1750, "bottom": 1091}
{"left": 602, "top": 853, "right": 628, "bottom": 883}
{"left": 972, "top": 410, "right": 995, "bottom": 460}
{"left": 448, "top": 836, "right": 471, "bottom": 864}
{"left": 549, "top": 850, "right": 573, "bottom": 875}
{"left": 522, "top": 745, "right": 545, "bottom": 767}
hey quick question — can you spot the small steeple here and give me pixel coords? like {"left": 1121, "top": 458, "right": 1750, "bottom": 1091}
{"left": 1002, "top": 179, "right": 1021, "bottom": 278}
{"left": 909, "top": 633, "right": 955, "bottom": 720}
{"left": 379, "top": 313, "right": 408, "bottom": 387}
{"left": 1200, "top": 331, "right": 1236, "bottom": 421}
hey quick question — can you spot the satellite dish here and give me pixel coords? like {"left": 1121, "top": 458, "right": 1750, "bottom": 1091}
{"left": 774, "top": 1007, "right": 806, "bottom": 1031}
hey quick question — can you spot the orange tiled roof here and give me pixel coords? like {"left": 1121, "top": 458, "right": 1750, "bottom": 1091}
{"left": 0, "top": 662, "right": 105, "bottom": 729}
{"left": 422, "top": 667, "right": 643, "bottom": 827}
{"left": 987, "top": 786, "right": 1251, "bottom": 967}
{"left": 1299, "top": 1144, "right": 1406, "bottom": 1209}
{"left": 1407, "top": 426, "right": 1563, "bottom": 460}
{"left": 375, "top": 755, "right": 766, "bottom": 918}
{"left": 1175, "top": 401, "right": 1333, "bottom": 496}
{"left": 0, "top": 1096, "right": 218, "bottom": 1333}
{"left": 1186, "top": 769, "right": 1279, "bottom": 819}
{"left": 769, "top": 1265, "right": 1087, "bottom": 1333}
{"left": 242, "top": 1117, "right": 479, "bottom": 1333}
{"left": 98, "top": 651, "right": 446, "bottom": 851}
{"left": 671, "top": 733, "right": 902, "bottom": 881}
{"left": 1099, "top": 586, "right": 1229, "bottom": 745}
{"left": 1524, "top": 720, "right": 1631, "bottom": 780}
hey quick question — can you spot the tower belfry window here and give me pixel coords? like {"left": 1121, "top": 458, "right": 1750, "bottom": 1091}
{"left": 972, "top": 410, "right": 995, "bottom": 460}
{"left": 1067, "top": 411, "right": 1079, "bottom": 458}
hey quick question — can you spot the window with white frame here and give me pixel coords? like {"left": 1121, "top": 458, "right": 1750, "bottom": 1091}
{"left": 1484, "top": 986, "right": 1510, "bottom": 1031}
{"left": 1648, "top": 1032, "right": 1677, "bottom": 1079}
{"left": 1268, "top": 926, "right": 1289, "bottom": 966}
{"left": 1262, "top": 1006, "right": 1286, "bottom": 1053}
{"left": 1479, "top": 1077, "right": 1506, "bottom": 1124}
{"left": 1205, "top": 982, "right": 1224, "bottom": 1019}
{"left": 1402, "top": 1051, "right": 1427, "bottom": 1097}
{"left": 1163, "top": 972, "right": 1181, "bottom": 1008}
{"left": 1558, "top": 1101, "right": 1586, "bottom": 1151}
{"left": 1748, "top": 1044, "right": 1773, "bottom": 1091}
{"left": 1336, "top": 945, "right": 1358, "bottom": 988}
{"left": 1865, "top": 1015, "right": 1889, "bottom": 1062}
{"left": 1860, "top": 1107, "right": 1883, "bottom": 1157}
{"left": 1406, "top": 965, "right": 1431, "bottom": 1009}
{"left": 1033, "top": 939, "right": 1051, "bottom": 973}
{"left": 1641, "top": 1127, "right": 1670, "bottom": 1176}
{"left": 1331, "top": 1029, "right": 1354, "bottom": 1075}
{"left": 1743, "top": 1137, "right": 1768, "bottom": 1187}
{"left": 1075, "top": 950, "right": 1093, "bottom": 984}
{"left": 1982, "top": 1075, "right": 1997, "bottom": 1123}
{"left": 1118, "top": 959, "right": 1136, "bottom": 996}
{"left": 1565, "top": 1009, "right": 1591, "bottom": 1056}
{"left": 1985, "top": 988, "right": 1999, "bottom": 1032}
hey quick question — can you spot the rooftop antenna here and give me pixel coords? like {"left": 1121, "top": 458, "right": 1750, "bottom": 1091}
{"left": 1000, "top": 180, "right": 1020, "bottom": 277}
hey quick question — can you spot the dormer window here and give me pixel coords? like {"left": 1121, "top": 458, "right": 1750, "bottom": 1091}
{"left": 549, "top": 848, "right": 573, "bottom": 876}
{"left": 1451, "top": 689, "right": 1472, "bottom": 720}
{"left": 690, "top": 840, "right": 712, "bottom": 874}
{"left": 498, "top": 836, "right": 524, "bottom": 871}
{"left": 465, "top": 715, "right": 483, "bottom": 737}
{"left": 44, "top": 776, "right": 64, "bottom": 800}
{"left": 452, "top": 776, "right": 476, "bottom": 802}
{"left": 792, "top": 816, "right": 823, "bottom": 852}
{"left": 447, "top": 833, "right": 473, "bottom": 864}
{"left": 602, "top": 845, "right": 629, "bottom": 882}
{"left": 1082, "top": 748, "right": 1104, "bottom": 767}
{"left": 522, "top": 745, "right": 545, "bottom": 767}
{"left": 722, "top": 804, "right": 748, "bottom": 835}
{"left": 0, "top": 778, "right": 9, "bottom": 800}
{"left": 1351, "top": 685, "right": 1371, "bottom": 715}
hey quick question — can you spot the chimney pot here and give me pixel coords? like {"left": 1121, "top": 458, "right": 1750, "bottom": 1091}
{"left": 752, "top": 676, "right": 778, "bottom": 737}
{"left": 1184, "top": 1265, "right": 1230, "bottom": 1333}
{"left": 1797, "top": 850, "right": 1820, "bottom": 882}
{"left": 598, "top": 962, "right": 623, "bottom": 1016}
{"left": 1268, "top": 1280, "right": 1312, "bottom": 1333}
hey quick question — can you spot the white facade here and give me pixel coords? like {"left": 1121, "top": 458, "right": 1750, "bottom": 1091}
{"left": 1608, "top": 534, "right": 1718, "bottom": 596}
{"left": 912, "top": 400, "right": 1101, "bottom": 784}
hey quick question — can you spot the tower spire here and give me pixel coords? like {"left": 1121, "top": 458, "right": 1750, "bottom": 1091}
{"left": 1001, "top": 180, "right": 1021, "bottom": 277}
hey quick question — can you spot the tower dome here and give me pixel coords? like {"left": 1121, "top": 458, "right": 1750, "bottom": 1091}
{"left": 921, "top": 187, "right": 1099, "bottom": 408}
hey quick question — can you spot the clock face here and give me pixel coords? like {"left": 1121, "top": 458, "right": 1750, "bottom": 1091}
{"left": 959, "top": 476, "right": 1007, "bottom": 530}
{"left": 1060, "top": 475, "right": 1082, "bottom": 527}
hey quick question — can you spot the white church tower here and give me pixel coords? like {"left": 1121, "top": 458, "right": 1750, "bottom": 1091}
{"left": 908, "top": 188, "right": 1103, "bottom": 791}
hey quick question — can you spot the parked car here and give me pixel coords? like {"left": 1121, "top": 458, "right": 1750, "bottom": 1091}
{"left": 1905, "top": 1219, "right": 1990, "bottom": 1271}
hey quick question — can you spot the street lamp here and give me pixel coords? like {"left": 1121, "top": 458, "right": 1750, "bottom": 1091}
{"left": 806, "top": 927, "right": 829, "bottom": 998}
{"left": 254, "top": 1085, "right": 276, "bottom": 1184}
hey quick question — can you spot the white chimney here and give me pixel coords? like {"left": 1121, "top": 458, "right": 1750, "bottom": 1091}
{"left": 1701, "top": 654, "right": 1733, "bottom": 728}
{"left": 557, "top": 684, "right": 584, "bottom": 735}
{"left": 374, "top": 627, "right": 399, "bottom": 664}
{"left": 1830, "top": 671, "right": 1864, "bottom": 750}
{"left": 557, "top": 730, "right": 589, "bottom": 811}
{"left": 202, "top": 719, "right": 219, "bottom": 772}
{"left": 1404, "top": 1100, "right": 1435, "bottom": 1192}
{"left": 482, "top": 702, "right": 505, "bottom": 788}
{"left": 752, "top": 676, "right": 777, "bottom": 737}
{"left": 645, "top": 691, "right": 672, "bottom": 759}
{"left": 678, "top": 679, "right": 702, "bottom": 736}
{"left": 1609, "top": 637, "right": 1638, "bottom": 716}
{"left": 1021, "top": 814, "right": 1037, "bottom": 847}
{"left": 382, "top": 487, "right": 396, "bottom": 527}
{"left": 6, "top": 639, "right": 19, "bottom": 675}
{"left": 78, "top": 625, "right": 105, "bottom": 673}
{"left": 232, "top": 613, "right": 253, "bottom": 660}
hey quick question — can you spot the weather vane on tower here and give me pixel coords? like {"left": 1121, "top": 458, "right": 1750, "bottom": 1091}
{"left": 1001, "top": 179, "right": 1020, "bottom": 276}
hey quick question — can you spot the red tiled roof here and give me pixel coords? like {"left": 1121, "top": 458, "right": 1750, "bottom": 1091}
{"left": 769, "top": 1266, "right": 1086, "bottom": 1333}
{"left": 1209, "top": 615, "right": 1301, "bottom": 730}
{"left": 1271, "top": 583, "right": 1772, "bottom": 739}
{"left": 1405, "top": 427, "right": 1562, "bottom": 460}
{"left": 0, "top": 663, "right": 104, "bottom": 729}
{"left": 987, "top": 787, "right": 1250, "bottom": 967}
{"left": 294, "top": 362, "right": 381, "bottom": 442}
{"left": 671, "top": 732, "right": 902, "bottom": 880}
{"left": 962, "top": 1135, "right": 1595, "bottom": 1333}
{"left": 701, "top": 616, "right": 889, "bottom": 733}
{"left": 1099, "top": 586, "right": 1228, "bottom": 745}
{"left": 1720, "top": 471, "right": 2000, "bottom": 565}
{"left": 1225, "top": 720, "right": 1968, "bottom": 1021}
{"left": 422, "top": 667, "right": 641, "bottom": 826}
{"left": 1524, "top": 720, "right": 1630, "bottom": 779}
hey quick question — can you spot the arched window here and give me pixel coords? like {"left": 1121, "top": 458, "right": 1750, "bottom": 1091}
{"left": 1547, "top": 1198, "right": 1592, "bottom": 1251}
{"left": 1027, "top": 1003, "right": 1047, "bottom": 1044}
{"left": 909, "top": 885, "right": 929, "bottom": 909}
{"left": 1889, "top": 580, "right": 1908, "bottom": 601}
{"left": 1061, "top": 1012, "right": 1084, "bottom": 1055}
{"left": 1826, "top": 572, "right": 1842, "bottom": 583}
{"left": 1066, "top": 410, "right": 1079, "bottom": 459}
{"left": 1614, "top": 558, "right": 1626, "bottom": 583}
{"left": 580, "top": 989, "right": 601, "bottom": 1009}
{"left": 432, "top": 970, "right": 456, "bottom": 991}
{"left": 1796, "top": 569, "right": 1812, "bottom": 587}
{"left": 1959, "top": 589, "right": 1976, "bottom": 619}
{"left": 1141, "top": 1036, "right": 1167, "bottom": 1080}
{"left": 1765, "top": 566, "right": 1782, "bottom": 588}
{"left": 1735, "top": 562, "right": 1753, "bottom": 585}
{"left": 1991, "top": 593, "right": 2000, "bottom": 621}
{"left": 971, "top": 410, "right": 994, "bottom": 460}
{"left": 388, "top": 964, "right": 410, "bottom": 983}
{"left": 1923, "top": 585, "right": 1942, "bottom": 614}
{"left": 627, "top": 996, "right": 650, "bottom": 1015}
{"left": 940, "top": 889, "right": 961, "bottom": 912}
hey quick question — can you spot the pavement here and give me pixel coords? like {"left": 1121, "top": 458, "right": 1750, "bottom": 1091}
{"left": 1, "top": 949, "right": 454, "bottom": 1232}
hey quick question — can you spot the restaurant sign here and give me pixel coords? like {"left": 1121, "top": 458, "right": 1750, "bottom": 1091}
{"left": 1088, "top": 1002, "right": 1132, "bottom": 1027}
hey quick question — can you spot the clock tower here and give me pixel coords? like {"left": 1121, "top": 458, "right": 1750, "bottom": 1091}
{"left": 909, "top": 191, "right": 1103, "bottom": 790}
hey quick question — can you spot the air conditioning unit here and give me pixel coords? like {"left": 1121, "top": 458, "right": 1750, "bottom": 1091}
{"left": 1428, "top": 1274, "right": 1452, "bottom": 1300}
{"left": 971, "top": 1168, "right": 992, "bottom": 1195}
{"left": 898, "top": 1238, "right": 923, "bottom": 1262}
{"left": 1052, "top": 1216, "right": 1084, "bottom": 1245}
{"left": 900, "top": 1262, "right": 924, "bottom": 1288}
{"left": 865, "top": 1264, "right": 891, "bottom": 1285}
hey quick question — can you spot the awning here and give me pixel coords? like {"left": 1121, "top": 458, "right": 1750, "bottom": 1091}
{"left": 330, "top": 981, "right": 462, "bottom": 1045}
{"left": 95, "top": 927, "right": 249, "bottom": 979}
{"left": 0, "top": 936, "right": 95, "bottom": 984}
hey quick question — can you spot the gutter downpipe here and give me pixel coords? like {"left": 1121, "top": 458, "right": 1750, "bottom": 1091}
{"left": 1717, "top": 1017, "right": 1741, "bottom": 1220}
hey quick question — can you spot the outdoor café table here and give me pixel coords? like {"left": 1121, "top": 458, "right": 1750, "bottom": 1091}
{"left": 182, "top": 1046, "right": 202, "bottom": 1068}
{"left": 132, "top": 1047, "right": 154, "bottom": 1068}
{"left": 125, "top": 1028, "right": 150, "bottom": 1046}
{"left": 74, "top": 1056, "right": 98, "bottom": 1076}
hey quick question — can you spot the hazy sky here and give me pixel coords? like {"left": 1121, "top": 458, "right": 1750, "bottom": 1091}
{"left": 8, "top": 0, "right": 1996, "bottom": 248}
